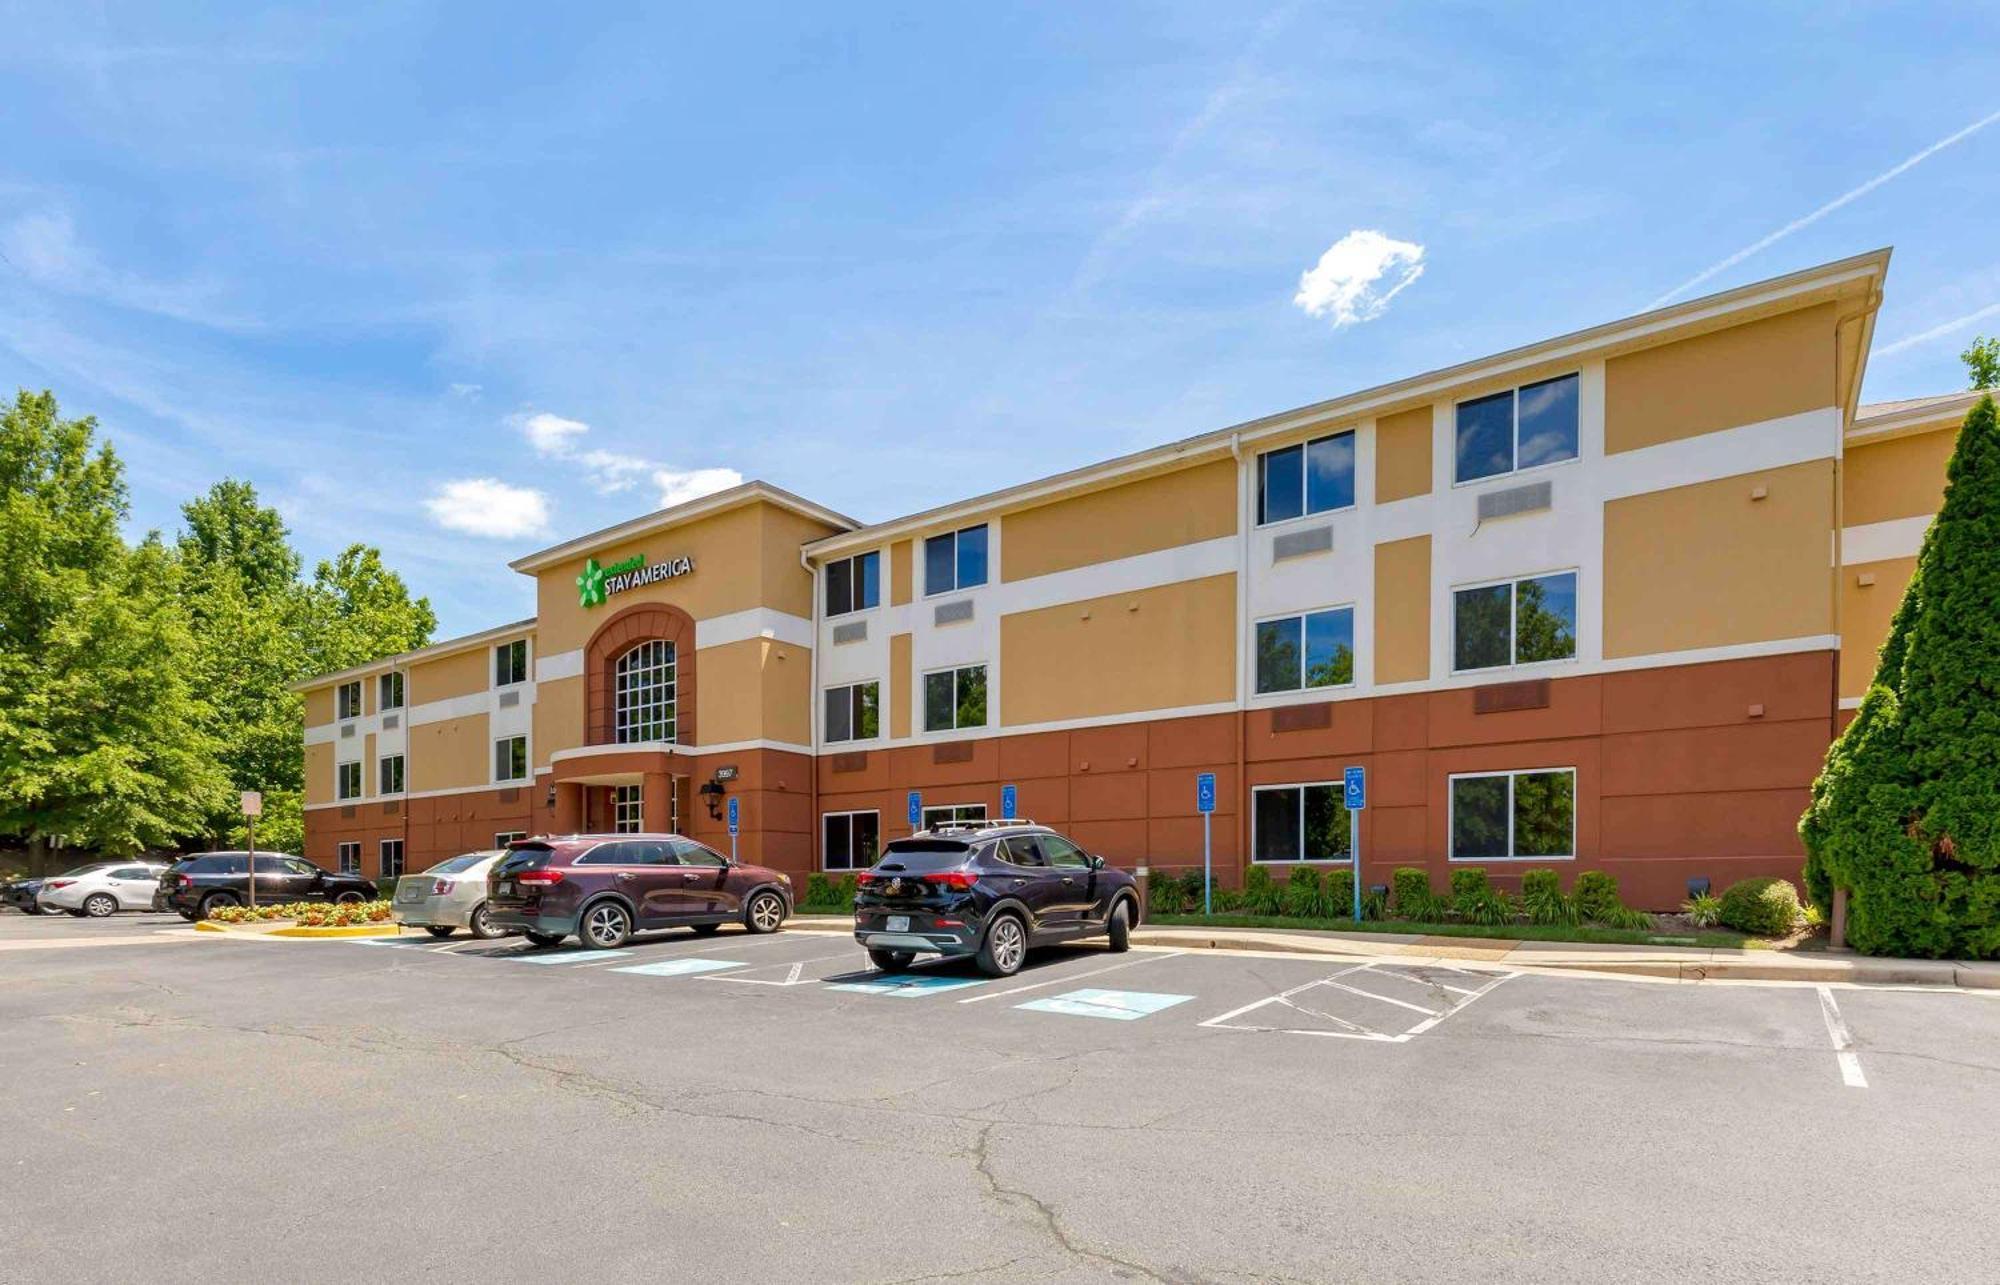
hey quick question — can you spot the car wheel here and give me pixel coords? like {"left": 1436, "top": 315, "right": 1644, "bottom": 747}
{"left": 467, "top": 902, "right": 502, "bottom": 940}
{"left": 424, "top": 925, "right": 454, "bottom": 938}
{"left": 21, "top": 904, "right": 44, "bottom": 915}
{"left": 743, "top": 890, "right": 786, "bottom": 935}
{"left": 976, "top": 912, "right": 1028, "bottom": 978}
{"left": 867, "top": 947, "right": 914, "bottom": 972}
{"left": 1106, "top": 898, "right": 1132, "bottom": 953}
{"left": 83, "top": 893, "right": 118, "bottom": 919}
{"left": 67, "top": 908, "right": 88, "bottom": 918}
{"left": 177, "top": 910, "right": 197, "bottom": 923}
{"left": 335, "top": 891, "right": 365, "bottom": 905}
{"left": 524, "top": 930, "right": 566, "bottom": 948}
{"left": 690, "top": 922, "right": 722, "bottom": 936}
{"left": 579, "top": 900, "right": 633, "bottom": 950}
{"left": 200, "top": 892, "right": 239, "bottom": 919}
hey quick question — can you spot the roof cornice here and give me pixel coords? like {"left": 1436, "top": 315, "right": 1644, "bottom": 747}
{"left": 509, "top": 480, "right": 857, "bottom": 575}
{"left": 1848, "top": 388, "right": 1994, "bottom": 446}
{"left": 290, "top": 617, "right": 538, "bottom": 692}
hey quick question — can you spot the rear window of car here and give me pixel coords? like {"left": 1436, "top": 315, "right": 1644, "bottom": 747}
{"left": 425, "top": 855, "right": 487, "bottom": 875}
{"left": 493, "top": 845, "right": 555, "bottom": 876}
{"left": 877, "top": 840, "right": 981, "bottom": 873}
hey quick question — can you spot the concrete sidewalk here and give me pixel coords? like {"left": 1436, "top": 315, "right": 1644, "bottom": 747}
{"left": 783, "top": 913, "right": 2000, "bottom": 990}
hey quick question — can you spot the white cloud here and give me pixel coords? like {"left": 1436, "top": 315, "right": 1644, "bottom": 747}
{"left": 448, "top": 382, "right": 482, "bottom": 399}
{"left": 423, "top": 478, "right": 551, "bottom": 538}
{"left": 576, "top": 447, "right": 653, "bottom": 493}
{"left": 1293, "top": 230, "right": 1427, "bottom": 328}
{"left": 1, "top": 208, "right": 251, "bottom": 329}
{"left": 518, "top": 411, "right": 588, "bottom": 456}
{"left": 654, "top": 467, "right": 744, "bottom": 508}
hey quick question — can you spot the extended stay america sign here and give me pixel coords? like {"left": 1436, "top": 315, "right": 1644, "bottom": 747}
{"left": 577, "top": 552, "right": 695, "bottom": 608}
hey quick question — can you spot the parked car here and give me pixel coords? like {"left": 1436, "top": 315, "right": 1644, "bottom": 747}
{"left": 3, "top": 876, "right": 49, "bottom": 914}
{"left": 852, "top": 820, "right": 1141, "bottom": 977}
{"left": 159, "top": 852, "right": 378, "bottom": 921}
{"left": 487, "top": 834, "right": 793, "bottom": 949}
{"left": 395, "top": 850, "right": 511, "bottom": 938}
{"left": 38, "top": 862, "right": 169, "bottom": 918}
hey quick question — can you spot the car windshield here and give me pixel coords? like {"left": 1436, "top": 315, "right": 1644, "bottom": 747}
{"left": 424, "top": 854, "right": 490, "bottom": 876}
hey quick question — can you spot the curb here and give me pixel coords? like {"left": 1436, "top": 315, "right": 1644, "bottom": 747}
{"left": 194, "top": 920, "right": 405, "bottom": 939}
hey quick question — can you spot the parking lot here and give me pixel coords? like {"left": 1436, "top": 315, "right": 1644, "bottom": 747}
{"left": 5, "top": 911, "right": 2000, "bottom": 1283}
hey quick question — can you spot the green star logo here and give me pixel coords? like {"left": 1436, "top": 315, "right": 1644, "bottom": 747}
{"left": 577, "top": 557, "right": 607, "bottom": 608}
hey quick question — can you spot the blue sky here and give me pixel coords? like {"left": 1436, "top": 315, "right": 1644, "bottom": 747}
{"left": 3, "top": 2, "right": 1997, "bottom": 637}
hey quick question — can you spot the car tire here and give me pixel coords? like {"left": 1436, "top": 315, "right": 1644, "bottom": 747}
{"left": 743, "top": 890, "right": 786, "bottom": 935}
{"left": 177, "top": 910, "right": 197, "bottom": 922}
{"left": 1106, "top": 898, "right": 1132, "bottom": 953}
{"left": 524, "top": 930, "right": 566, "bottom": 948}
{"left": 83, "top": 893, "right": 118, "bottom": 919}
{"left": 579, "top": 900, "right": 633, "bottom": 950}
{"left": 976, "top": 912, "right": 1029, "bottom": 978}
{"left": 467, "top": 902, "right": 502, "bottom": 940}
{"left": 200, "top": 892, "right": 239, "bottom": 919}
{"left": 21, "top": 904, "right": 43, "bottom": 915}
{"left": 690, "top": 922, "right": 722, "bottom": 936}
{"left": 67, "top": 908, "right": 88, "bottom": 918}
{"left": 425, "top": 925, "right": 454, "bottom": 938}
{"left": 335, "top": 891, "right": 366, "bottom": 905}
{"left": 867, "top": 947, "right": 915, "bottom": 972}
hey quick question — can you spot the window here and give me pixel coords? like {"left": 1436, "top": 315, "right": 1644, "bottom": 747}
{"left": 999, "top": 835, "right": 1044, "bottom": 866}
{"left": 824, "top": 681, "right": 881, "bottom": 743}
{"left": 1040, "top": 834, "right": 1092, "bottom": 869}
{"left": 336, "top": 842, "right": 361, "bottom": 875}
{"left": 612, "top": 784, "right": 642, "bottom": 834}
{"left": 380, "top": 839, "right": 404, "bottom": 879}
{"left": 825, "top": 551, "right": 881, "bottom": 616}
{"left": 922, "top": 803, "right": 986, "bottom": 829}
{"left": 336, "top": 760, "right": 362, "bottom": 801}
{"left": 823, "top": 811, "right": 880, "bottom": 871}
{"left": 577, "top": 839, "right": 672, "bottom": 865}
{"left": 378, "top": 672, "right": 404, "bottom": 710}
{"left": 1454, "top": 373, "right": 1579, "bottom": 483}
{"left": 923, "top": 524, "right": 988, "bottom": 595}
{"left": 495, "top": 639, "right": 529, "bottom": 687}
{"left": 923, "top": 665, "right": 987, "bottom": 733}
{"left": 336, "top": 681, "right": 362, "bottom": 720}
{"left": 1257, "top": 430, "right": 1356, "bottom": 524}
{"left": 673, "top": 839, "right": 728, "bottom": 867}
{"left": 494, "top": 735, "right": 528, "bottom": 783}
{"left": 378, "top": 754, "right": 404, "bottom": 795}
{"left": 1252, "top": 783, "right": 1353, "bottom": 863}
{"left": 1450, "top": 769, "right": 1576, "bottom": 861}
{"left": 1255, "top": 607, "right": 1356, "bottom": 695}
{"left": 614, "top": 639, "right": 676, "bottom": 744}
{"left": 494, "top": 831, "right": 526, "bottom": 847}
{"left": 1452, "top": 572, "right": 1577, "bottom": 672}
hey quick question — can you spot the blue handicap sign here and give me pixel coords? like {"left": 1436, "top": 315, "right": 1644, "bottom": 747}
{"left": 1344, "top": 766, "right": 1366, "bottom": 811}
{"left": 727, "top": 795, "right": 740, "bottom": 835}
{"left": 1001, "top": 784, "right": 1017, "bottom": 819}
{"left": 907, "top": 791, "right": 923, "bottom": 827}
{"left": 1196, "top": 772, "right": 1217, "bottom": 814}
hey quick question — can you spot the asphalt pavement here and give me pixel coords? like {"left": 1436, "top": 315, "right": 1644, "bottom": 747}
{"left": 2, "top": 908, "right": 1996, "bottom": 1283}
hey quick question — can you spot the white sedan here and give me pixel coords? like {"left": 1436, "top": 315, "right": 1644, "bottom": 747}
{"left": 394, "top": 850, "right": 512, "bottom": 938}
{"left": 38, "top": 863, "right": 169, "bottom": 918}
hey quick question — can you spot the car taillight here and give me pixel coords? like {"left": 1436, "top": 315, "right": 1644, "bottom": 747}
{"left": 855, "top": 871, "right": 879, "bottom": 886}
{"left": 929, "top": 871, "right": 979, "bottom": 890}
{"left": 515, "top": 869, "right": 563, "bottom": 887}
{"left": 177, "top": 874, "right": 192, "bottom": 887}
{"left": 45, "top": 880, "right": 73, "bottom": 890}
{"left": 432, "top": 879, "right": 454, "bottom": 895}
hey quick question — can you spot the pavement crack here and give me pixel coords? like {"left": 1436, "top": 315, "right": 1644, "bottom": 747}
{"left": 963, "top": 1120, "right": 1188, "bottom": 1283}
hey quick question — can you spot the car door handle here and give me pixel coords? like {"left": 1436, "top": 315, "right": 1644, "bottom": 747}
{"left": 1060, "top": 877, "right": 1075, "bottom": 885}
{"left": 682, "top": 873, "right": 701, "bottom": 882}
{"left": 615, "top": 872, "right": 636, "bottom": 881}
{"left": 1009, "top": 877, "right": 1027, "bottom": 885}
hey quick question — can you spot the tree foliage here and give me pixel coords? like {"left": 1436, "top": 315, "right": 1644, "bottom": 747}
{"left": 1964, "top": 336, "right": 2000, "bottom": 391}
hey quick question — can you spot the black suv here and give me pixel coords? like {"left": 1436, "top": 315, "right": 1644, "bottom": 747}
{"left": 159, "top": 852, "right": 378, "bottom": 920}
{"left": 852, "top": 821, "right": 1141, "bottom": 977}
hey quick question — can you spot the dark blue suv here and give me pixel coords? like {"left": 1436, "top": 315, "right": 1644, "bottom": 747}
{"left": 852, "top": 822, "right": 1141, "bottom": 977}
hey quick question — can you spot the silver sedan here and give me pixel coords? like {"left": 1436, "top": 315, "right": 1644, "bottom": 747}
{"left": 394, "top": 850, "right": 512, "bottom": 939}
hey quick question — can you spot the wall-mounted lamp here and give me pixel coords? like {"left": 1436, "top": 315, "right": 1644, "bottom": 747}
{"left": 544, "top": 784, "right": 557, "bottom": 810}
{"left": 698, "top": 779, "right": 726, "bottom": 821}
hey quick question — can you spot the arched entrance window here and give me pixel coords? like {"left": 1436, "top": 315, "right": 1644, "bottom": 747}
{"left": 614, "top": 640, "right": 676, "bottom": 744}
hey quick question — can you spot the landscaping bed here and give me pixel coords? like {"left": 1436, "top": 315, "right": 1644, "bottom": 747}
{"left": 205, "top": 899, "right": 397, "bottom": 928}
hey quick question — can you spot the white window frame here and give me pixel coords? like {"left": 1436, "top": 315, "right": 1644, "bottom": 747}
{"left": 336, "top": 760, "right": 362, "bottom": 801}
{"left": 494, "top": 639, "right": 529, "bottom": 687}
{"left": 336, "top": 842, "right": 361, "bottom": 875}
{"left": 378, "top": 753, "right": 405, "bottom": 796}
{"left": 613, "top": 639, "right": 677, "bottom": 745}
{"left": 336, "top": 681, "right": 362, "bottom": 721}
{"left": 379, "top": 838, "right": 405, "bottom": 879}
{"left": 922, "top": 524, "right": 990, "bottom": 597}
{"left": 1250, "top": 781, "right": 1353, "bottom": 865}
{"left": 1254, "top": 429, "right": 1357, "bottom": 528}
{"left": 494, "top": 735, "right": 529, "bottom": 784}
{"left": 922, "top": 664, "right": 988, "bottom": 733}
{"left": 1446, "top": 767, "right": 1578, "bottom": 862}
{"left": 1252, "top": 603, "right": 1358, "bottom": 697}
{"left": 378, "top": 671, "right": 404, "bottom": 711}
{"left": 1451, "top": 373, "right": 1582, "bottom": 487}
{"left": 494, "top": 831, "right": 527, "bottom": 847}
{"left": 825, "top": 551, "right": 882, "bottom": 618}
{"left": 821, "top": 810, "right": 881, "bottom": 871}
{"left": 612, "top": 784, "right": 643, "bottom": 834}
{"left": 823, "top": 680, "right": 881, "bottom": 745}
{"left": 1449, "top": 569, "right": 1579, "bottom": 676}
{"left": 921, "top": 803, "right": 987, "bottom": 830}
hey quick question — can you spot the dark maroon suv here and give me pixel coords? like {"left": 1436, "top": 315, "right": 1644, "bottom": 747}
{"left": 487, "top": 834, "right": 793, "bottom": 949}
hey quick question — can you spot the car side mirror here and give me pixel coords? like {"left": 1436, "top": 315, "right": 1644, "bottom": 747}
{"left": 1090, "top": 855, "right": 1105, "bottom": 870}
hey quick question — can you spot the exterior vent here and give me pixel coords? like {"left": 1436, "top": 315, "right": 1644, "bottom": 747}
{"left": 381, "top": 713, "right": 399, "bottom": 730}
{"left": 1473, "top": 679, "right": 1551, "bottom": 714}
{"left": 380, "top": 801, "right": 400, "bottom": 817}
{"left": 340, "top": 723, "right": 355, "bottom": 738}
{"left": 1272, "top": 523, "right": 1334, "bottom": 562}
{"left": 932, "top": 741, "right": 975, "bottom": 765}
{"left": 498, "top": 689, "right": 521, "bottom": 708}
{"left": 1271, "top": 703, "right": 1333, "bottom": 733}
{"left": 934, "top": 599, "right": 974, "bottom": 626}
{"left": 832, "top": 620, "right": 868, "bottom": 646}
{"left": 498, "top": 788, "right": 521, "bottom": 804}
{"left": 832, "top": 751, "right": 868, "bottom": 774}
{"left": 339, "top": 806, "right": 357, "bottom": 820}
{"left": 1476, "top": 479, "right": 1553, "bottom": 522}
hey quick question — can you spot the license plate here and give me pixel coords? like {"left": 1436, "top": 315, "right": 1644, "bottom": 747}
{"left": 886, "top": 915, "right": 910, "bottom": 933}
{"left": 499, "top": 880, "right": 515, "bottom": 896}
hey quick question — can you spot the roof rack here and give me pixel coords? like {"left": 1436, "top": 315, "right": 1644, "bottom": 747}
{"left": 921, "top": 819, "right": 1041, "bottom": 835}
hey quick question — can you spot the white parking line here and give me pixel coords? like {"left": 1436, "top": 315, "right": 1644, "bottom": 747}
{"left": 1198, "top": 963, "right": 1375, "bottom": 1030}
{"left": 1200, "top": 964, "right": 1516, "bottom": 1042}
{"left": 1315, "top": 978, "right": 1441, "bottom": 1017}
{"left": 1816, "top": 986, "right": 1868, "bottom": 1088}
{"left": 957, "top": 950, "right": 1187, "bottom": 1004}
{"left": 699, "top": 951, "right": 860, "bottom": 986}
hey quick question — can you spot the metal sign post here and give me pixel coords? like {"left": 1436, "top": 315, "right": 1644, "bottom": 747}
{"left": 907, "top": 791, "right": 923, "bottom": 833}
{"left": 1343, "top": 767, "right": 1366, "bottom": 922}
{"left": 1195, "top": 772, "right": 1217, "bottom": 916}
{"left": 241, "top": 791, "right": 263, "bottom": 909}
{"left": 1001, "top": 784, "right": 1017, "bottom": 820}
{"left": 726, "top": 796, "right": 740, "bottom": 863}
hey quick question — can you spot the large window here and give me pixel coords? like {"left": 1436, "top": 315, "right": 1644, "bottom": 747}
{"left": 823, "top": 811, "right": 880, "bottom": 871}
{"left": 1452, "top": 572, "right": 1577, "bottom": 672}
{"left": 923, "top": 665, "right": 987, "bottom": 732}
{"left": 922, "top": 803, "right": 986, "bottom": 830}
{"left": 1257, "top": 430, "right": 1356, "bottom": 525}
{"left": 378, "top": 754, "right": 404, "bottom": 795}
{"left": 494, "top": 831, "right": 526, "bottom": 847}
{"left": 336, "top": 761, "right": 362, "bottom": 800}
{"left": 612, "top": 784, "right": 642, "bottom": 834}
{"left": 1454, "top": 373, "right": 1579, "bottom": 483}
{"left": 336, "top": 681, "right": 362, "bottom": 720}
{"left": 1255, "top": 606, "right": 1356, "bottom": 694}
{"left": 924, "top": 524, "right": 989, "bottom": 595}
{"left": 1450, "top": 769, "right": 1575, "bottom": 861}
{"left": 824, "top": 681, "right": 880, "bottom": 743}
{"left": 494, "top": 735, "right": 528, "bottom": 783}
{"left": 336, "top": 842, "right": 361, "bottom": 875}
{"left": 826, "top": 551, "right": 881, "bottom": 616}
{"left": 495, "top": 639, "right": 529, "bottom": 686}
{"left": 614, "top": 639, "right": 677, "bottom": 744}
{"left": 1252, "top": 783, "right": 1352, "bottom": 864}
{"left": 380, "top": 839, "right": 405, "bottom": 879}
{"left": 378, "top": 672, "right": 404, "bottom": 711}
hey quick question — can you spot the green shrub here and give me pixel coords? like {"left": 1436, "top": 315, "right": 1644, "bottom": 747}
{"left": 1718, "top": 877, "right": 1801, "bottom": 937}
{"left": 1449, "top": 866, "right": 1490, "bottom": 918}
{"left": 801, "top": 873, "right": 856, "bottom": 911}
{"left": 1572, "top": 870, "right": 1652, "bottom": 930}
{"left": 1391, "top": 867, "right": 1448, "bottom": 921}
{"left": 1521, "top": 868, "right": 1577, "bottom": 925}
{"left": 1283, "top": 867, "right": 1325, "bottom": 917}
{"left": 1457, "top": 887, "right": 1519, "bottom": 926}
{"left": 1212, "top": 885, "right": 1245, "bottom": 913}
{"left": 1681, "top": 891, "right": 1724, "bottom": 928}
{"left": 1244, "top": 865, "right": 1283, "bottom": 915}
{"left": 1322, "top": 868, "right": 1358, "bottom": 919}
{"left": 375, "top": 876, "right": 400, "bottom": 904}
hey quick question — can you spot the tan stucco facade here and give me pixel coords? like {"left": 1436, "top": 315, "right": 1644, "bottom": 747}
{"left": 1604, "top": 302, "right": 1836, "bottom": 453}
{"left": 999, "top": 574, "right": 1237, "bottom": 726}
{"left": 1000, "top": 459, "right": 1237, "bottom": 582}
{"left": 1374, "top": 405, "right": 1433, "bottom": 503}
